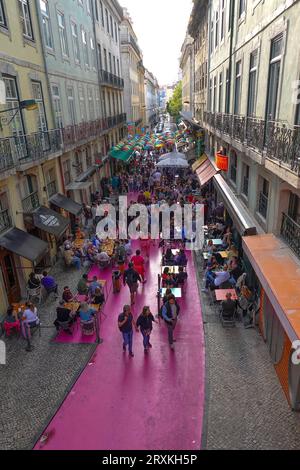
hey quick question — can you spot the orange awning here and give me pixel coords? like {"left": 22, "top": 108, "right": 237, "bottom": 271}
{"left": 196, "top": 158, "right": 217, "bottom": 187}
{"left": 243, "top": 234, "right": 300, "bottom": 341}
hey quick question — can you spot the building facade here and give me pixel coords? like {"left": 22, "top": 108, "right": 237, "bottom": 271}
{"left": 144, "top": 68, "right": 159, "bottom": 129}
{"left": 120, "top": 8, "right": 146, "bottom": 134}
{"left": 180, "top": 34, "right": 194, "bottom": 114}
{"left": 93, "top": 0, "right": 126, "bottom": 151}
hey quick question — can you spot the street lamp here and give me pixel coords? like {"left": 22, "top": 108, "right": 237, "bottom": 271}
{"left": 0, "top": 99, "right": 38, "bottom": 126}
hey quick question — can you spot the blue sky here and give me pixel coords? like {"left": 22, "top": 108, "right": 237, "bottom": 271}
{"left": 121, "top": 0, "right": 193, "bottom": 86}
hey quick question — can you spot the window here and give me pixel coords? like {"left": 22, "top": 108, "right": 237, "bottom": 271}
{"left": 114, "top": 21, "right": 117, "bottom": 42}
{"left": 46, "top": 168, "right": 57, "bottom": 197}
{"left": 108, "top": 52, "right": 112, "bottom": 73}
{"left": 215, "top": 11, "right": 219, "bottom": 48}
{"left": 100, "top": 1, "right": 104, "bottom": 27}
{"left": 78, "top": 86, "right": 87, "bottom": 122}
{"left": 40, "top": 0, "right": 53, "bottom": 48}
{"left": 117, "top": 58, "right": 120, "bottom": 77}
{"left": 88, "top": 88, "right": 95, "bottom": 120}
{"left": 210, "top": 20, "right": 214, "bottom": 54}
{"left": 288, "top": 193, "right": 300, "bottom": 224}
{"left": 19, "top": 0, "right": 33, "bottom": 39}
{"left": 102, "top": 90, "right": 106, "bottom": 117}
{"left": 228, "top": 0, "right": 233, "bottom": 31}
{"left": 218, "top": 72, "right": 223, "bottom": 112}
{"left": 57, "top": 11, "right": 68, "bottom": 56}
{"left": 3, "top": 76, "right": 24, "bottom": 137}
{"left": 247, "top": 50, "right": 258, "bottom": 117}
{"left": 67, "top": 87, "right": 76, "bottom": 125}
{"left": 95, "top": 0, "right": 99, "bottom": 22}
{"left": 242, "top": 163, "right": 250, "bottom": 197}
{"left": 220, "top": 0, "right": 225, "bottom": 41}
{"left": 71, "top": 22, "right": 80, "bottom": 63}
{"left": 103, "top": 48, "right": 108, "bottom": 71}
{"left": 225, "top": 68, "right": 230, "bottom": 113}
{"left": 258, "top": 178, "right": 269, "bottom": 219}
{"left": 209, "top": 78, "right": 212, "bottom": 111}
{"left": 90, "top": 37, "right": 96, "bottom": 69}
{"left": 32, "top": 81, "right": 47, "bottom": 132}
{"left": 230, "top": 152, "right": 237, "bottom": 183}
{"left": 113, "top": 56, "right": 116, "bottom": 75}
{"left": 110, "top": 15, "right": 113, "bottom": 38}
{"left": 95, "top": 89, "right": 100, "bottom": 118}
{"left": 97, "top": 44, "right": 102, "bottom": 69}
{"left": 266, "top": 35, "right": 283, "bottom": 121}
{"left": 239, "top": 0, "right": 245, "bottom": 18}
{"left": 105, "top": 8, "right": 109, "bottom": 34}
{"left": 0, "top": 0, "right": 7, "bottom": 28}
{"left": 234, "top": 61, "right": 242, "bottom": 115}
{"left": 82, "top": 29, "right": 89, "bottom": 67}
{"left": 51, "top": 85, "right": 63, "bottom": 128}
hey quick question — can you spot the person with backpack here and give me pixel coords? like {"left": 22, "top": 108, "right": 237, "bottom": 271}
{"left": 118, "top": 305, "right": 137, "bottom": 357}
{"left": 123, "top": 262, "right": 142, "bottom": 305}
{"left": 161, "top": 295, "right": 180, "bottom": 350}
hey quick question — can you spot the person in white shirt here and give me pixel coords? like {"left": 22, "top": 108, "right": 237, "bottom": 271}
{"left": 214, "top": 265, "right": 231, "bottom": 288}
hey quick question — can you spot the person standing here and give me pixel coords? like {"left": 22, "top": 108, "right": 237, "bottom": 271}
{"left": 131, "top": 250, "right": 146, "bottom": 283}
{"left": 123, "top": 262, "right": 142, "bottom": 305}
{"left": 118, "top": 305, "right": 137, "bottom": 357}
{"left": 161, "top": 295, "right": 180, "bottom": 350}
{"left": 136, "top": 306, "right": 158, "bottom": 353}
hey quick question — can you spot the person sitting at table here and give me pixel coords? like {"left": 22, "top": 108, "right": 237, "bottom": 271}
{"left": 41, "top": 271, "right": 58, "bottom": 298}
{"left": 27, "top": 272, "right": 41, "bottom": 290}
{"left": 77, "top": 274, "right": 89, "bottom": 296}
{"left": 205, "top": 239, "right": 214, "bottom": 254}
{"left": 22, "top": 302, "right": 40, "bottom": 329}
{"left": 206, "top": 264, "right": 231, "bottom": 290}
{"left": 95, "top": 250, "right": 111, "bottom": 268}
{"left": 3, "top": 306, "right": 21, "bottom": 337}
{"left": 221, "top": 292, "right": 236, "bottom": 320}
{"left": 63, "top": 235, "right": 74, "bottom": 249}
{"left": 161, "top": 288, "right": 173, "bottom": 306}
{"left": 228, "top": 257, "right": 243, "bottom": 285}
{"left": 64, "top": 245, "right": 81, "bottom": 270}
{"left": 54, "top": 301, "right": 75, "bottom": 333}
{"left": 175, "top": 266, "right": 188, "bottom": 288}
{"left": 174, "top": 249, "right": 187, "bottom": 266}
{"left": 79, "top": 303, "right": 96, "bottom": 322}
{"left": 88, "top": 277, "right": 103, "bottom": 297}
{"left": 222, "top": 227, "right": 232, "bottom": 249}
{"left": 227, "top": 243, "right": 239, "bottom": 260}
{"left": 62, "top": 286, "right": 75, "bottom": 303}
{"left": 162, "top": 267, "right": 176, "bottom": 288}
{"left": 91, "top": 287, "right": 105, "bottom": 307}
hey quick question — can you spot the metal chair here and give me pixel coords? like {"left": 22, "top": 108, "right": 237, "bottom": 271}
{"left": 26, "top": 286, "right": 42, "bottom": 305}
{"left": 80, "top": 318, "right": 96, "bottom": 336}
{"left": 219, "top": 306, "right": 236, "bottom": 328}
{"left": 57, "top": 320, "right": 76, "bottom": 335}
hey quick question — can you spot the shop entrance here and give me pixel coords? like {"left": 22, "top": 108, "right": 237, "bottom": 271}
{"left": 0, "top": 249, "right": 21, "bottom": 303}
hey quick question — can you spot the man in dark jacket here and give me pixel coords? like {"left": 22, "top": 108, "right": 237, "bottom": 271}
{"left": 221, "top": 293, "right": 236, "bottom": 319}
{"left": 54, "top": 301, "right": 74, "bottom": 333}
{"left": 123, "top": 262, "right": 142, "bottom": 305}
{"left": 161, "top": 295, "right": 180, "bottom": 350}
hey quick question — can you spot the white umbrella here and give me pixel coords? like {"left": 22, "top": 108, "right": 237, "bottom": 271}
{"left": 156, "top": 157, "right": 189, "bottom": 168}
{"left": 158, "top": 150, "right": 187, "bottom": 162}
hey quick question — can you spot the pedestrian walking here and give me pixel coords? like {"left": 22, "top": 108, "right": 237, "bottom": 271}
{"left": 161, "top": 295, "right": 180, "bottom": 350}
{"left": 118, "top": 305, "right": 137, "bottom": 357}
{"left": 123, "top": 262, "right": 142, "bottom": 305}
{"left": 136, "top": 306, "right": 158, "bottom": 353}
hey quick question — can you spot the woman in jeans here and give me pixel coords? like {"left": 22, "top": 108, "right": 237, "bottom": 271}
{"left": 136, "top": 306, "right": 158, "bottom": 353}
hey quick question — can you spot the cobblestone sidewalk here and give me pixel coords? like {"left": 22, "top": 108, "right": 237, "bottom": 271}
{"left": 0, "top": 259, "right": 96, "bottom": 450}
{"left": 194, "top": 252, "right": 300, "bottom": 450}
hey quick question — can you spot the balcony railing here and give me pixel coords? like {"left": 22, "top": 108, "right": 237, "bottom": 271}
{"left": 281, "top": 212, "right": 300, "bottom": 259}
{"left": 22, "top": 191, "right": 40, "bottom": 213}
{"left": 0, "top": 208, "right": 11, "bottom": 234}
{"left": 0, "top": 139, "right": 15, "bottom": 171}
{"left": 203, "top": 112, "right": 300, "bottom": 176}
{"left": 100, "top": 70, "right": 124, "bottom": 88}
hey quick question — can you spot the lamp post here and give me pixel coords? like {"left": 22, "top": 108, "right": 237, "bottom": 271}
{"left": 0, "top": 99, "right": 38, "bottom": 126}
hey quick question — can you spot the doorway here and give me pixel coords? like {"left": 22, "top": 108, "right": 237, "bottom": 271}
{"left": 0, "top": 250, "right": 21, "bottom": 303}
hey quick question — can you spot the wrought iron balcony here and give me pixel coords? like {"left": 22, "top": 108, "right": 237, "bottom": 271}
{"left": 203, "top": 111, "right": 300, "bottom": 176}
{"left": 281, "top": 212, "right": 300, "bottom": 259}
{"left": 0, "top": 208, "right": 11, "bottom": 234}
{"left": 62, "top": 118, "right": 106, "bottom": 147}
{"left": 0, "top": 138, "right": 15, "bottom": 171}
{"left": 22, "top": 191, "right": 40, "bottom": 213}
{"left": 100, "top": 70, "right": 124, "bottom": 89}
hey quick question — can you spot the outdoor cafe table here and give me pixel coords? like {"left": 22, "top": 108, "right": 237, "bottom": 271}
{"left": 206, "top": 239, "right": 223, "bottom": 246}
{"left": 203, "top": 251, "right": 229, "bottom": 260}
{"left": 215, "top": 289, "right": 238, "bottom": 302}
{"left": 101, "top": 240, "right": 115, "bottom": 257}
{"left": 160, "top": 288, "right": 182, "bottom": 299}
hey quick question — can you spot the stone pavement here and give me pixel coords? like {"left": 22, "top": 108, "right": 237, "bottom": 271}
{"left": 194, "top": 251, "right": 300, "bottom": 450}
{"left": 0, "top": 259, "right": 96, "bottom": 450}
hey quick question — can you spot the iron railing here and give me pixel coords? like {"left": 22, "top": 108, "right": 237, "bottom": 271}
{"left": 0, "top": 208, "right": 11, "bottom": 233}
{"left": 100, "top": 70, "right": 124, "bottom": 88}
{"left": 281, "top": 212, "right": 300, "bottom": 259}
{"left": 203, "top": 112, "right": 300, "bottom": 175}
{"left": 22, "top": 191, "right": 40, "bottom": 213}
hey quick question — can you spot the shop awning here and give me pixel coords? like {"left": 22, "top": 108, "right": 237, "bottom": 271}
{"left": 214, "top": 174, "right": 263, "bottom": 236}
{"left": 243, "top": 234, "right": 300, "bottom": 342}
{"left": 76, "top": 166, "right": 98, "bottom": 182}
{"left": 192, "top": 154, "right": 208, "bottom": 172}
{"left": 33, "top": 206, "right": 69, "bottom": 238}
{"left": 49, "top": 193, "right": 82, "bottom": 216}
{"left": 65, "top": 181, "right": 93, "bottom": 191}
{"left": 109, "top": 148, "right": 134, "bottom": 162}
{"left": 0, "top": 227, "right": 48, "bottom": 263}
{"left": 195, "top": 156, "right": 218, "bottom": 187}
{"left": 180, "top": 111, "right": 202, "bottom": 130}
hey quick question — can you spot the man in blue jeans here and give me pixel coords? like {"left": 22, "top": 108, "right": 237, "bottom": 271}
{"left": 118, "top": 305, "right": 137, "bottom": 358}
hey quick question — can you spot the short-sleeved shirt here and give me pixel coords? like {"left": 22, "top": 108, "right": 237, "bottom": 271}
{"left": 118, "top": 313, "right": 133, "bottom": 333}
{"left": 41, "top": 276, "right": 56, "bottom": 290}
{"left": 79, "top": 309, "right": 96, "bottom": 322}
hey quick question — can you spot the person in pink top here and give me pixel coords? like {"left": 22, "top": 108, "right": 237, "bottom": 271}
{"left": 131, "top": 250, "right": 146, "bottom": 283}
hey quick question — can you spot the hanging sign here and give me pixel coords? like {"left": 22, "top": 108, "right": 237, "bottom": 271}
{"left": 215, "top": 152, "right": 229, "bottom": 171}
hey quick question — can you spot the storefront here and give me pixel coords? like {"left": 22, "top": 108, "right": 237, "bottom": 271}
{"left": 243, "top": 234, "right": 300, "bottom": 411}
{"left": 49, "top": 193, "right": 82, "bottom": 234}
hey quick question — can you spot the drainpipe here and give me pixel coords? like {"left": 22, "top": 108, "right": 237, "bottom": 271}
{"left": 226, "top": 0, "right": 236, "bottom": 114}
{"left": 34, "top": 0, "right": 65, "bottom": 195}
